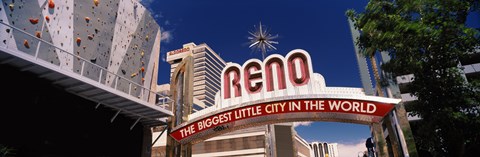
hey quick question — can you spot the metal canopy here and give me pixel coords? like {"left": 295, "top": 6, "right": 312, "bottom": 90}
{"left": 0, "top": 22, "right": 173, "bottom": 127}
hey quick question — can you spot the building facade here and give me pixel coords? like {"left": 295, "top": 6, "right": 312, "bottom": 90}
{"left": 153, "top": 123, "right": 312, "bottom": 157}
{"left": 1, "top": 0, "right": 163, "bottom": 95}
{"left": 1, "top": 0, "right": 167, "bottom": 156}
{"left": 166, "top": 42, "right": 226, "bottom": 111}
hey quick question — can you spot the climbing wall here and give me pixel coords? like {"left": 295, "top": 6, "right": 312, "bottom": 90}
{"left": 38, "top": 0, "right": 74, "bottom": 69}
{"left": 0, "top": 1, "right": 17, "bottom": 50}
{"left": 105, "top": 0, "right": 146, "bottom": 88}
{"left": 1, "top": 0, "right": 61, "bottom": 66}
{"left": 72, "top": 0, "right": 121, "bottom": 82}
{"left": 116, "top": 11, "right": 159, "bottom": 97}
{"left": 0, "top": 0, "right": 162, "bottom": 98}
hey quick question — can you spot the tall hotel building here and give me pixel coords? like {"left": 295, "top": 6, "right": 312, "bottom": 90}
{"left": 152, "top": 42, "right": 312, "bottom": 157}
{"left": 166, "top": 42, "right": 226, "bottom": 111}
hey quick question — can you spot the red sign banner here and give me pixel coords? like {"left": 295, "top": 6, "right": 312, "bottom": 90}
{"left": 170, "top": 98, "right": 395, "bottom": 143}
{"left": 167, "top": 47, "right": 190, "bottom": 56}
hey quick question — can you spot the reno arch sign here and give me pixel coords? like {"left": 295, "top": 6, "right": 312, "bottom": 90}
{"left": 169, "top": 49, "right": 400, "bottom": 144}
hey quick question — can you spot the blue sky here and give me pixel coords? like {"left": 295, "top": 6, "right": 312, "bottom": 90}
{"left": 144, "top": 0, "right": 371, "bottom": 154}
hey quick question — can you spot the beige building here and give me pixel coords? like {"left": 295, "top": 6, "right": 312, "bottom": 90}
{"left": 309, "top": 142, "right": 339, "bottom": 157}
{"left": 166, "top": 42, "right": 226, "bottom": 111}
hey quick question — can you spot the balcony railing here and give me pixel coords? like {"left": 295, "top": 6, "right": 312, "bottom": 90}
{"left": 0, "top": 21, "right": 172, "bottom": 106}
{"left": 0, "top": 21, "right": 173, "bottom": 124}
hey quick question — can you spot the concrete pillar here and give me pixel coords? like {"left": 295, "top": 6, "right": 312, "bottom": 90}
{"left": 386, "top": 85, "right": 419, "bottom": 157}
{"left": 384, "top": 114, "right": 401, "bottom": 157}
{"left": 182, "top": 143, "right": 193, "bottom": 157}
{"left": 165, "top": 56, "right": 194, "bottom": 157}
{"left": 372, "top": 123, "right": 389, "bottom": 157}
{"left": 142, "top": 127, "right": 152, "bottom": 157}
{"left": 394, "top": 104, "right": 419, "bottom": 157}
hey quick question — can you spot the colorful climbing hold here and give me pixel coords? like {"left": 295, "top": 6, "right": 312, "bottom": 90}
{"left": 85, "top": 17, "right": 90, "bottom": 23}
{"left": 48, "top": 0, "right": 55, "bottom": 9}
{"left": 76, "top": 37, "right": 81, "bottom": 45}
{"left": 88, "top": 35, "right": 93, "bottom": 40}
{"left": 131, "top": 72, "right": 137, "bottom": 78}
{"left": 145, "top": 35, "right": 149, "bottom": 41}
{"left": 35, "top": 31, "right": 41, "bottom": 38}
{"left": 9, "top": 3, "right": 14, "bottom": 11}
{"left": 29, "top": 18, "right": 39, "bottom": 24}
{"left": 90, "top": 57, "right": 97, "bottom": 63}
{"left": 45, "top": 16, "right": 50, "bottom": 22}
{"left": 23, "top": 40, "right": 30, "bottom": 48}
{"left": 93, "top": 0, "right": 99, "bottom": 6}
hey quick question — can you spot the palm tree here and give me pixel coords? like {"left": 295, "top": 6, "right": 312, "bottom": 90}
{"left": 365, "top": 48, "right": 384, "bottom": 97}
{"left": 365, "top": 47, "right": 403, "bottom": 157}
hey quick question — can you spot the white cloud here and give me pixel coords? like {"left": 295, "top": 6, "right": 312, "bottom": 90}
{"left": 140, "top": 0, "right": 162, "bottom": 19}
{"left": 154, "top": 12, "right": 163, "bottom": 19}
{"left": 293, "top": 121, "right": 313, "bottom": 128}
{"left": 140, "top": 0, "right": 155, "bottom": 6}
{"left": 161, "top": 54, "right": 166, "bottom": 62}
{"left": 337, "top": 139, "right": 368, "bottom": 157}
{"left": 160, "top": 29, "right": 173, "bottom": 43}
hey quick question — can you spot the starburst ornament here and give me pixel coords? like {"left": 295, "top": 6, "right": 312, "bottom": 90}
{"left": 248, "top": 22, "right": 279, "bottom": 59}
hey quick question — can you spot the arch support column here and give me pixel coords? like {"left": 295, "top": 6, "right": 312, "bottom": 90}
{"left": 166, "top": 56, "right": 194, "bottom": 157}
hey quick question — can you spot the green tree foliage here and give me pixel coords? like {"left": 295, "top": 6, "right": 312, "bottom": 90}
{"left": 347, "top": 0, "right": 480, "bottom": 156}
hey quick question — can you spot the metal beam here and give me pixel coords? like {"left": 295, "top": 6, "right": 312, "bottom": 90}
{"left": 0, "top": 57, "right": 15, "bottom": 64}
{"left": 99, "top": 96, "right": 124, "bottom": 103}
{"left": 38, "top": 71, "right": 54, "bottom": 78}
{"left": 91, "top": 92, "right": 116, "bottom": 100}
{"left": 131, "top": 107, "right": 152, "bottom": 113}
{"left": 111, "top": 110, "right": 121, "bottom": 123}
{"left": 81, "top": 89, "right": 104, "bottom": 97}
{"left": 139, "top": 110, "right": 163, "bottom": 117}
{"left": 152, "top": 126, "right": 168, "bottom": 147}
{"left": 95, "top": 103, "right": 101, "bottom": 109}
{"left": 113, "top": 101, "right": 134, "bottom": 107}
{"left": 68, "top": 86, "right": 95, "bottom": 92}
{"left": 142, "top": 120, "right": 166, "bottom": 127}
{"left": 52, "top": 77, "right": 73, "bottom": 85}
{"left": 19, "top": 64, "right": 36, "bottom": 71}
{"left": 108, "top": 100, "right": 130, "bottom": 106}
{"left": 130, "top": 117, "right": 142, "bottom": 130}
{"left": 64, "top": 83, "right": 88, "bottom": 91}
{"left": 124, "top": 105, "right": 146, "bottom": 111}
